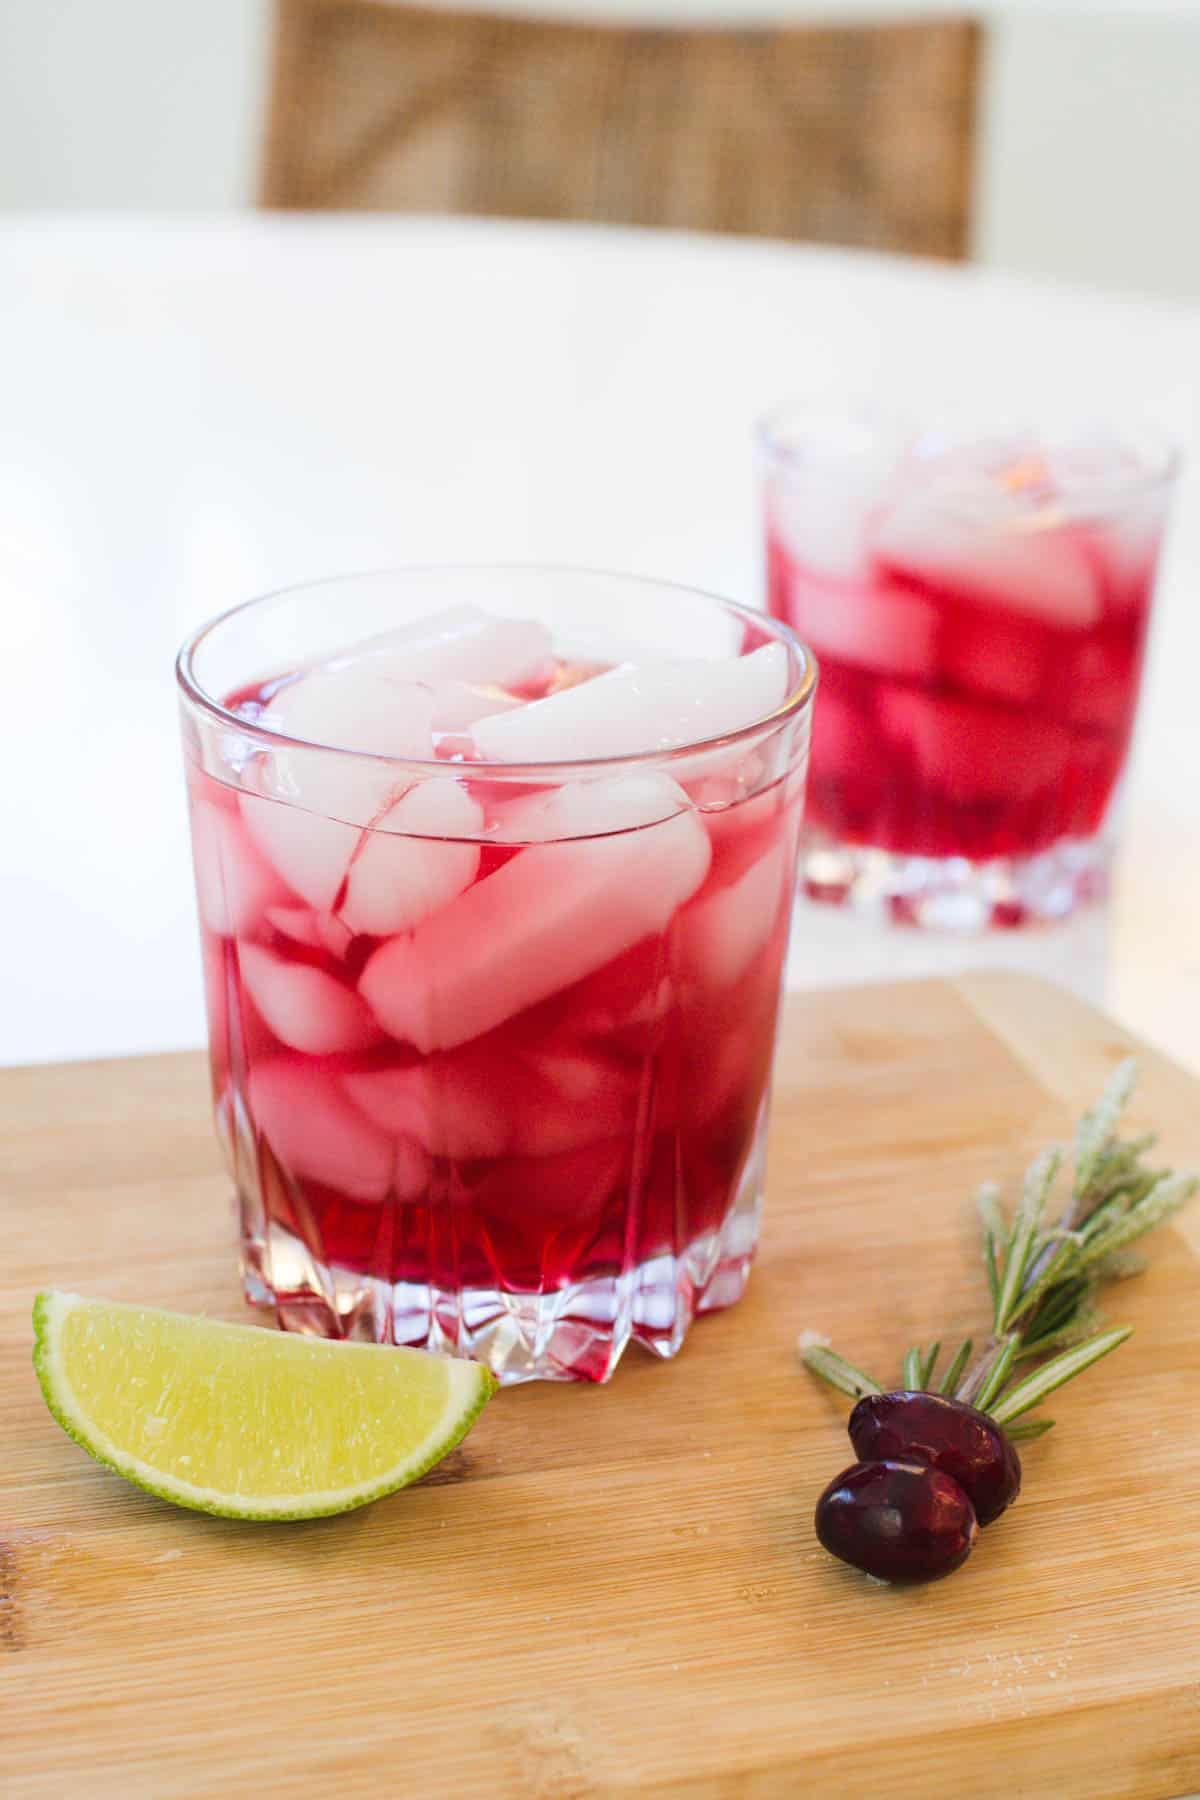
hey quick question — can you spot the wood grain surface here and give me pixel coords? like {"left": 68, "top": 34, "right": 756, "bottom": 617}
{"left": 2, "top": 974, "right": 1198, "bottom": 1799}
{"left": 260, "top": 1, "right": 979, "bottom": 258}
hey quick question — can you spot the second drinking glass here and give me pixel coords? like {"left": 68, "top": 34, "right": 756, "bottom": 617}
{"left": 761, "top": 408, "right": 1177, "bottom": 928}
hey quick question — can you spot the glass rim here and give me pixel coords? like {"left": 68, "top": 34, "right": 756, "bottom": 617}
{"left": 755, "top": 401, "right": 1183, "bottom": 523}
{"left": 175, "top": 562, "right": 818, "bottom": 779}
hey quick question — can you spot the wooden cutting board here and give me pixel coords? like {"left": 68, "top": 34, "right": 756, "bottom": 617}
{"left": 2, "top": 973, "right": 1199, "bottom": 1800}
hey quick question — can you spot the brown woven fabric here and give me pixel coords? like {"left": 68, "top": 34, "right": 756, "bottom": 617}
{"left": 261, "top": 0, "right": 979, "bottom": 257}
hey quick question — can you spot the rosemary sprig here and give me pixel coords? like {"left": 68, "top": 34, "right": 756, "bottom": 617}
{"left": 938, "top": 1337, "right": 973, "bottom": 1396}
{"left": 991, "top": 1328, "right": 1132, "bottom": 1424}
{"left": 973, "top": 1336, "right": 1018, "bottom": 1412}
{"left": 799, "top": 1337, "right": 881, "bottom": 1400}
{"left": 1004, "top": 1416, "right": 1056, "bottom": 1443}
{"left": 800, "top": 1060, "right": 1198, "bottom": 1428}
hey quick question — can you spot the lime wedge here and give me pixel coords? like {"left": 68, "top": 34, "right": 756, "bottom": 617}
{"left": 33, "top": 1290, "right": 495, "bottom": 1520}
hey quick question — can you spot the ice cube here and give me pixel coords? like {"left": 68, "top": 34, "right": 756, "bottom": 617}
{"left": 873, "top": 494, "right": 1101, "bottom": 630}
{"left": 780, "top": 566, "right": 939, "bottom": 682}
{"left": 678, "top": 842, "right": 790, "bottom": 990}
{"left": 470, "top": 645, "right": 789, "bottom": 762}
{"left": 265, "top": 905, "right": 327, "bottom": 950}
{"left": 248, "top": 1061, "right": 396, "bottom": 1201}
{"left": 258, "top": 663, "right": 436, "bottom": 834}
{"left": 240, "top": 779, "right": 363, "bottom": 913}
{"left": 248, "top": 774, "right": 482, "bottom": 943}
{"left": 879, "top": 686, "right": 1072, "bottom": 803}
{"left": 675, "top": 732, "right": 783, "bottom": 797}
{"left": 343, "top": 1060, "right": 509, "bottom": 1160}
{"left": 487, "top": 772, "right": 694, "bottom": 844}
{"left": 426, "top": 680, "right": 524, "bottom": 732}
{"left": 359, "top": 797, "right": 711, "bottom": 1051}
{"left": 241, "top": 669, "right": 438, "bottom": 906}
{"left": 338, "top": 778, "right": 483, "bottom": 936}
{"left": 264, "top": 665, "right": 435, "bottom": 761}
{"left": 190, "top": 800, "right": 282, "bottom": 937}
{"left": 681, "top": 751, "right": 766, "bottom": 815}
{"left": 335, "top": 606, "right": 552, "bottom": 690}
{"left": 517, "top": 1049, "right": 639, "bottom": 1156}
{"left": 239, "top": 944, "right": 382, "bottom": 1055}
{"left": 239, "top": 676, "right": 449, "bottom": 914}
{"left": 265, "top": 906, "right": 353, "bottom": 959}
{"left": 342, "top": 1046, "right": 635, "bottom": 1159}
{"left": 318, "top": 913, "right": 355, "bottom": 958}
{"left": 769, "top": 470, "right": 881, "bottom": 582}
{"left": 698, "top": 781, "right": 785, "bottom": 884}
{"left": 539, "top": 657, "right": 614, "bottom": 694}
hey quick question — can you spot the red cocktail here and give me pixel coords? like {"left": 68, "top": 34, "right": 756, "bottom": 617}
{"left": 178, "top": 571, "right": 813, "bottom": 1381}
{"left": 762, "top": 413, "right": 1176, "bottom": 926}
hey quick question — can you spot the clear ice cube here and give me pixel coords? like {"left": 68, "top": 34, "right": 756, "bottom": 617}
{"left": 873, "top": 489, "right": 1101, "bottom": 629}
{"left": 264, "top": 665, "right": 436, "bottom": 761}
{"left": 486, "top": 772, "right": 696, "bottom": 844}
{"left": 338, "top": 778, "right": 483, "bottom": 937}
{"left": 248, "top": 1061, "right": 396, "bottom": 1201}
{"left": 191, "top": 801, "right": 282, "bottom": 937}
{"left": 678, "top": 842, "right": 789, "bottom": 991}
{"left": 333, "top": 605, "right": 552, "bottom": 690}
{"left": 239, "top": 778, "right": 363, "bottom": 913}
{"left": 359, "top": 799, "right": 712, "bottom": 1051}
{"left": 342, "top": 1045, "right": 638, "bottom": 1159}
{"left": 783, "top": 569, "right": 939, "bottom": 681}
{"left": 470, "top": 644, "right": 790, "bottom": 762}
{"left": 238, "top": 944, "right": 382, "bottom": 1055}
{"left": 426, "top": 679, "right": 524, "bottom": 731}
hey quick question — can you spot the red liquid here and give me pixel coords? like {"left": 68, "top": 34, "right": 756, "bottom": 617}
{"left": 189, "top": 698, "right": 803, "bottom": 1379}
{"left": 768, "top": 495, "right": 1160, "bottom": 864}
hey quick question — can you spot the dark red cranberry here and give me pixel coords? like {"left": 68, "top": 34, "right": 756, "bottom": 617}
{"left": 848, "top": 1390, "right": 1021, "bottom": 1526}
{"left": 815, "top": 1460, "right": 978, "bottom": 1583}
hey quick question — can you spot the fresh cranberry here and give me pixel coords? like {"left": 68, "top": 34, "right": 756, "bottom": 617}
{"left": 815, "top": 1460, "right": 978, "bottom": 1583}
{"left": 848, "top": 1390, "right": 1021, "bottom": 1526}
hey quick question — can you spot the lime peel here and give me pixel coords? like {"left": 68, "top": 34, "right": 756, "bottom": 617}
{"left": 33, "top": 1289, "right": 496, "bottom": 1521}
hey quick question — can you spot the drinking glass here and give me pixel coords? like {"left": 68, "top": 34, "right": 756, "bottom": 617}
{"left": 177, "top": 568, "right": 814, "bottom": 1383}
{"left": 760, "top": 408, "right": 1178, "bottom": 928}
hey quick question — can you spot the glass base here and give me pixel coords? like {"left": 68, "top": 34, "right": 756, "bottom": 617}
{"left": 238, "top": 1104, "right": 767, "bottom": 1385}
{"left": 799, "top": 833, "right": 1110, "bottom": 931}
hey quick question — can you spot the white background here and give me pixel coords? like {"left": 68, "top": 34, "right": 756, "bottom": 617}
{"left": 1, "top": 2, "right": 1199, "bottom": 302}
{"left": 0, "top": 8, "right": 1197, "bottom": 1074}
{"left": 0, "top": 215, "right": 1196, "bottom": 1070}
